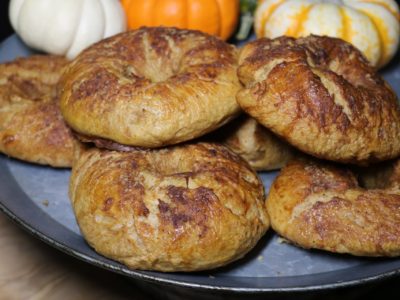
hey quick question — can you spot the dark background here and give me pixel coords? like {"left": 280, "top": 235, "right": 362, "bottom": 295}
{"left": 0, "top": 1, "right": 13, "bottom": 41}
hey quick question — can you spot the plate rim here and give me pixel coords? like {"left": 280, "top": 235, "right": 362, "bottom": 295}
{"left": 1, "top": 161, "right": 400, "bottom": 293}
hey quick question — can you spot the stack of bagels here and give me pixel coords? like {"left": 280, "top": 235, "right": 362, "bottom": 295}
{"left": 1, "top": 26, "right": 400, "bottom": 272}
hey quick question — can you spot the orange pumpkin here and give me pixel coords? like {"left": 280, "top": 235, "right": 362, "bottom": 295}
{"left": 121, "top": 0, "right": 240, "bottom": 40}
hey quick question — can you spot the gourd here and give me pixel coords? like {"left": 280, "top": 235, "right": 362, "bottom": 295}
{"left": 121, "top": 0, "right": 240, "bottom": 41}
{"left": 255, "top": 0, "right": 400, "bottom": 68}
{"left": 9, "top": 0, "right": 126, "bottom": 60}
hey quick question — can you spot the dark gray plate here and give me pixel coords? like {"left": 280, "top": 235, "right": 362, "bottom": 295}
{"left": 1, "top": 34, "right": 400, "bottom": 293}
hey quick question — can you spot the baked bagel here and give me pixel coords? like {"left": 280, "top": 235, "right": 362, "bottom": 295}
{"left": 70, "top": 143, "right": 269, "bottom": 271}
{"left": 237, "top": 35, "right": 400, "bottom": 165}
{"left": 217, "top": 115, "right": 294, "bottom": 170}
{"left": 61, "top": 27, "right": 241, "bottom": 148}
{"left": 267, "top": 158, "right": 400, "bottom": 256}
{"left": 0, "top": 55, "right": 75, "bottom": 167}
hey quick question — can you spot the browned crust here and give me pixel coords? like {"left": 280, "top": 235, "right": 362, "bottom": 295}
{"left": 0, "top": 55, "right": 76, "bottom": 167}
{"left": 61, "top": 27, "right": 241, "bottom": 148}
{"left": 267, "top": 158, "right": 400, "bottom": 256}
{"left": 237, "top": 35, "right": 400, "bottom": 165}
{"left": 70, "top": 142, "right": 269, "bottom": 271}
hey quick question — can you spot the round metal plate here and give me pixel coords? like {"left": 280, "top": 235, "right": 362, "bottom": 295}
{"left": 1, "top": 34, "right": 400, "bottom": 293}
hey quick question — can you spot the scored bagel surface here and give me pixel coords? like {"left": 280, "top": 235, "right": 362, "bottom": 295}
{"left": 237, "top": 35, "right": 400, "bottom": 165}
{"left": 70, "top": 143, "right": 269, "bottom": 271}
{"left": 0, "top": 55, "right": 76, "bottom": 167}
{"left": 267, "top": 158, "right": 400, "bottom": 256}
{"left": 60, "top": 27, "right": 241, "bottom": 148}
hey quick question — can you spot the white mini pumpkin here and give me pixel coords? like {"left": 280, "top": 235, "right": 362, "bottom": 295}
{"left": 255, "top": 0, "right": 400, "bottom": 68}
{"left": 9, "top": 0, "right": 126, "bottom": 60}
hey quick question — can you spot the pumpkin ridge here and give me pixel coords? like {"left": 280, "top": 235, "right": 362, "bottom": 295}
{"left": 183, "top": 0, "right": 188, "bottom": 29}
{"left": 339, "top": 7, "right": 351, "bottom": 42}
{"left": 67, "top": 0, "right": 85, "bottom": 58}
{"left": 258, "top": 0, "right": 285, "bottom": 37}
{"left": 358, "top": 0, "right": 400, "bottom": 21}
{"left": 216, "top": 0, "right": 239, "bottom": 40}
{"left": 213, "top": 0, "right": 222, "bottom": 36}
{"left": 289, "top": 3, "right": 314, "bottom": 36}
{"left": 150, "top": 0, "right": 157, "bottom": 27}
{"left": 97, "top": 0, "right": 109, "bottom": 38}
{"left": 215, "top": 0, "right": 222, "bottom": 38}
{"left": 359, "top": 10, "right": 388, "bottom": 67}
{"left": 122, "top": 0, "right": 238, "bottom": 40}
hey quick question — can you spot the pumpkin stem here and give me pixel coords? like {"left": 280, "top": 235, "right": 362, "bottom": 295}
{"left": 236, "top": 0, "right": 257, "bottom": 40}
{"left": 236, "top": 13, "right": 254, "bottom": 40}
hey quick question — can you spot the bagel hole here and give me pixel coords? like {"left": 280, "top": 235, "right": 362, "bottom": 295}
{"left": 122, "top": 65, "right": 137, "bottom": 79}
{"left": 352, "top": 160, "right": 397, "bottom": 189}
{"left": 144, "top": 66, "right": 176, "bottom": 83}
{"left": 123, "top": 63, "right": 177, "bottom": 84}
{"left": 121, "top": 64, "right": 165, "bottom": 84}
{"left": 139, "top": 32, "right": 184, "bottom": 83}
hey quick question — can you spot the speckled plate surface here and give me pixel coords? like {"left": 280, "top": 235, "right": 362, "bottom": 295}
{"left": 1, "top": 34, "right": 400, "bottom": 293}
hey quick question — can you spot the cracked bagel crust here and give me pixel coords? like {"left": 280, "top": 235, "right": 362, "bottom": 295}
{"left": 237, "top": 35, "right": 400, "bottom": 165}
{"left": 0, "top": 55, "right": 76, "bottom": 167}
{"left": 70, "top": 143, "right": 269, "bottom": 271}
{"left": 60, "top": 27, "right": 241, "bottom": 148}
{"left": 267, "top": 158, "right": 400, "bottom": 256}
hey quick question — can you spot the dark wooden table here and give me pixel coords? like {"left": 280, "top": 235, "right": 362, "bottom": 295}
{"left": 1, "top": 208, "right": 399, "bottom": 300}
{"left": 0, "top": 211, "right": 158, "bottom": 299}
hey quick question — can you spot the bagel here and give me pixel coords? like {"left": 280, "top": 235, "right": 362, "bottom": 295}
{"left": 216, "top": 115, "right": 294, "bottom": 170}
{"left": 267, "top": 158, "right": 400, "bottom": 256}
{"left": 70, "top": 143, "right": 269, "bottom": 271}
{"left": 237, "top": 35, "right": 400, "bottom": 165}
{"left": 60, "top": 27, "right": 241, "bottom": 148}
{"left": 0, "top": 55, "right": 75, "bottom": 167}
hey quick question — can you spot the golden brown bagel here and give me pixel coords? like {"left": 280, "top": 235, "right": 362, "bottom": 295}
{"left": 237, "top": 35, "right": 400, "bottom": 165}
{"left": 218, "top": 115, "right": 294, "bottom": 171}
{"left": 0, "top": 55, "right": 75, "bottom": 167}
{"left": 61, "top": 27, "right": 241, "bottom": 148}
{"left": 267, "top": 158, "right": 400, "bottom": 256}
{"left": 70, "top": 143, "right": 269, "bottom": 271}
